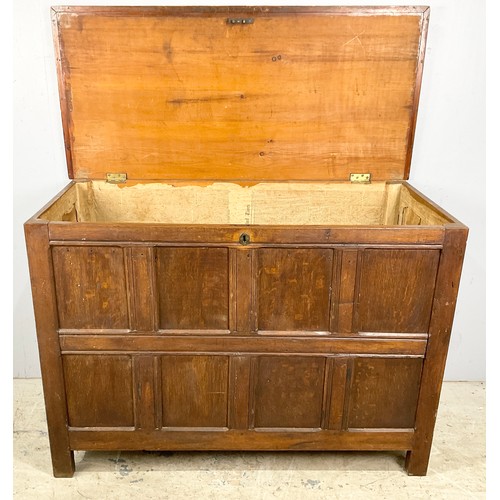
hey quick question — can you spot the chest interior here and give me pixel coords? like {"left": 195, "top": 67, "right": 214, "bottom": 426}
{"left": 41, "top": 180, "right": 450, "bottom": 226}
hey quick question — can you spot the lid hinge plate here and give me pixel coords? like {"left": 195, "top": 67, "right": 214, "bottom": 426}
{"left": 350, "top": 173, "right": 371, "bottom": 184}
{"left": 106, "top": 173, "right": 127, "bottom": 183}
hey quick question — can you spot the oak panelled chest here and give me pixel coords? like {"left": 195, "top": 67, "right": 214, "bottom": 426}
{"left": 25, "top": 6, "right": 468, "bottom": 477}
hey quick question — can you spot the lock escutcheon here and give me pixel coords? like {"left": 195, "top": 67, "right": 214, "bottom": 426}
{"left": 239, "top": 233, "right": 251, "bottom": 245}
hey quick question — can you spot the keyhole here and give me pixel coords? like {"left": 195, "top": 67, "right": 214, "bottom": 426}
{"left": 239, "top": 233, "right": 250, "bottom": 245}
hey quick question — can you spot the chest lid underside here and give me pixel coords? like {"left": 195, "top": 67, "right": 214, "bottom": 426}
{"left": 53, "top": 6, "right": 429, "bottom": 182}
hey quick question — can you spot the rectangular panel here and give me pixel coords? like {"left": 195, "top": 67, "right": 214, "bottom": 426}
{"left": 48, "top": 222, "right": 446, "bottom": 246}
{"left": 156, "top": 248, "right": 229, "bottom": 330}
{"left": 337, "top": 249, "right": 358, "bottom": 333}
{"left": 354, "top": 249, "right": 440, "bottom": 333}
{"left": 161, "top": 355, "right": 229, "bottom": 428}
{"left": 234, "top": 249, "right": 257, "bottom": 333}
{"left": 52, "top": 246, "right": 128, "bottom": 329}
{"left": 228, "top": 356, "right": 252, "bottom": 429}
{"left": 253, "top": 356, "right": 326, "bottom": 429}
{"left": 133, "top": 356, "right": 156, "bottom": 431}
{"left": 60, "top": 334, "right": 428, "bottom": 356}
{"left": 54, "top": 7, "right": 427, "bottom": 181}
{"left": 63, "top": 354, "right": 134, "bottom": 428}
{"left": 257, "top": 249, "right": 333, "bottom": 331}
{"left": 126, "top": 247, "right": 156, "bottom": 332}
{"left": 347, "top": 357, "right": 423, "bottom": 429}
{"left": 327, "top": 358, "right": 349, "bottom": 430}
{"left": 69, "top": 428, "right": 415, "bottom": 452}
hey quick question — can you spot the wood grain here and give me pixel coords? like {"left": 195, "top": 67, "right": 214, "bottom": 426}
{"left": 257, "top": 248, "right": 333, "bottom": 331}
{"left": 24, "top": 221, "right": 75, "bottom": 477}
{"left": 53, "top": 8, "right": 426, "bottom": 182}
{"left": 233, "top": 248, "right": 257, "bottom": 333}
{"left": 161, "top": 355, "right": 229, "bottom": 428}
{"left": 406, "top": 228, "right": 468, "bottom": 475}
{"left": 68, "top": 428, "right": 415, "bottom": 451}
{"left": 133, "top": 356, "right": 157, "bottom": 431}
{"left": 354, "top": 249, "right": 440, "bottom": 333}
{"left": 347, "top": 357, "right": 423, "bottom": 429}
{"left": 125, "top": 247, "right": 157, "bottom": 332}
{"left": 59, "top": 334, "right": 428, "bottom": 356}
{"left": 52, "top": 246, "right": 129, "bottom": 329}
{"left": 62, "top": 354, "right": 134, "bottom": 428}
{"left": 327, "top": 358, "right": 349, "bottom": 430}
{"left": 47, "top": 220, "right": 447, "bottom": 245}
{"left": 156, "top": 247, "right": 229, "bottom": 330}
{"left": 253, "top": 356, "right": 326, "bottom": 428}
{"left": 337, "top": 249, "right": 358, "bottom": 333}
{"left": 228, "top": 356, "right": 252, "bottom": 429}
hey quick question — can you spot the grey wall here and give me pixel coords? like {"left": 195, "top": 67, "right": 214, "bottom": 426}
{"left": 13, "top": 0, "right": 486, "bottom": 380}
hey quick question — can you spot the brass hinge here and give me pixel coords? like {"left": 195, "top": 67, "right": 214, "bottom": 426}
{"left": 106, "top": 173, "right": 127, "bottom": 184}
{"left": 227, "top": 17, "right": 254, "bottom": 25}
{"left": 350, "top": 173, "right": 371, "bottom": 184}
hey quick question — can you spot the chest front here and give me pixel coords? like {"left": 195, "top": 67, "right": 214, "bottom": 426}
{"left": 24, "top": 5, "right": 467, "bottom": 478}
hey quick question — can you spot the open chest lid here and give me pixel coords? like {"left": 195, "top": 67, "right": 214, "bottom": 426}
{"left": 52, "top": 5, "right": 430, "bottom": 182}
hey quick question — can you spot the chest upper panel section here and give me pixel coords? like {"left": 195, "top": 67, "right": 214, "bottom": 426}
{"left": 53, "top": 6, "right": 428, "bottom": 181}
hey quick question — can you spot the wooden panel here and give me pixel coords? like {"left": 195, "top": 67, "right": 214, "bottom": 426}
{"left": 126, "top": 247, "right": 156, "bottom": 332}
{"left": 406, "top": 228, "right": 468, "bottom": 475}
{"left": 24, "top": 221, "right": 75, "bottom": 477}
{"left": 38, "top": 183, "right": 78, "bottom": 222}
{"left": 347, "top": 357, "right": 423, "bottom": 429}
{"left": 398, "top": 184, "right": 453, "bottom": 226}
{"left": 337, "top": 249, "right": 358, "bottom": 333}
{"left": 233, "top": 249, "right": 257, "bottom": 333}
{"left": 53, "top": 7, "right": 427, "bottom": 181}
{"left": 59, "top": 334, "right": 428, "bottom": 356}
{"left": 48, "top": 221, "right": 447, "bottom": 246}
{"left": 257, "top": 249, "right": 333, "bottom": 331}
{"left": 327, "top": 358, "right": 350, "bottom": 430}
{"left": 52, "top": 246, "right": 128, "bottom": 329}
{"left": 354, "top": 249, "right": 440, "bottom": 333}
{"left": 156, "top": 247, "right": 229, "bottom": 330}
{"left": 69, "top": 428, "right": 415, "bottom": 452}
{"left": 161, "top": 355, "right": 229, "bottom": 427}
{"left": 228, "top": 356, "right": 252, "bottom": 429}
{"left": 253, "top": 356, "right": 326, "bottom": 428}
{"left": 133, "top": 356, "right": 156, "bottom": 431}
{"left": 63, "top": 354, "right": 134, "bottom": 427}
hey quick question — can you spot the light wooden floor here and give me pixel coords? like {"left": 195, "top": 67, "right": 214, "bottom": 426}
{"left": 13, "top": 379, "right": 485, "bottom": 499}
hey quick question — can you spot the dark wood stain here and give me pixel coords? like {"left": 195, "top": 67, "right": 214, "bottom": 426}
{"left": 257, "top": 248, "right": 333, "bottom": 331}
{"left": 69, "top": 428, "right": 416, "bottom": 451}
{"left": 406, "top": 229, "right": 468, "bottom": 475}
{"left": 24, "top": 221, "right": 75, "bottom": 477}
{"left": 337, "top": 249, "right": 358, "bottom": 333}
{"left": 161, "top": 355, "right": 229, "bottom": 428}
{"left": 63, "top": 354, "right": 134, "bottom": 428}
{"left": 52, "top": 246, "right": 128, "bottom": 330}
{"left": 126, "top": 247, "right": 157, "bottom": 332}
{"left": 156, "top": 247, "right": 229, "bottom": 330}
{"left": 347, "top": 357, "right": 423, "bottom": 429}
{"left": 59, "top": 334, "right": 428, "bottom": 356}
{"left": 354, "top": 249, "right": 440, "bottom": 333}
{"left": 253, "top": 356, "right": 326, "bottom": 429}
